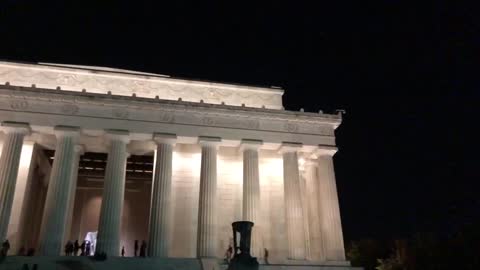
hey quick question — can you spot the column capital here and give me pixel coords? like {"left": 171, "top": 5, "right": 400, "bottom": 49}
{"left": 278, "top": 142, "right": 303, "bottom": 154}
{"left": 312, "top": 145, "right": 338, "bottom": 158}
{"left": 153, "top": 133, "right": 177, "bottom": 145}
{"left": 105, "top": 129, "right": 130, "bottom": 143}
{"left": 198, "top": 136, "right": 222, "bottom": 147}
{"left": 54, "top": 126, "right": 80, "bottom": 138}
{"left": 240, "top": 139, "right": 263, "bottom": 151}
{"left": 1, "top": 121, "right": 30, "bottom": 135}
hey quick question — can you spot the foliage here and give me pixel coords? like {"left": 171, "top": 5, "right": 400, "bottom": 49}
{"left": 376, "top": 257, "right": 404, "bottom": 270}
{"left": 347, "top": 220, "right": 480, "bottom": 270}
{"left": 347, "top": 239, "right": 389, "bottom": 270}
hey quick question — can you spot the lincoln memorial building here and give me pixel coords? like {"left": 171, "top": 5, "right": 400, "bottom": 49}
{"left": 0, "top": 61, "right": 357, "bottom": 269}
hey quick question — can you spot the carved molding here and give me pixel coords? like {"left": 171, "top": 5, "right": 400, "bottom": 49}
{"left": 0, "top": 86, "right": 338, "bottom": 137}
{"left": 9, "top": 100, "right": 29, "bottom": 110}
{"left": 0, "top": 62, "right": 284, "bottom": 109}
{"left": 60, "top": 104, "right": 79, "bottom": 115}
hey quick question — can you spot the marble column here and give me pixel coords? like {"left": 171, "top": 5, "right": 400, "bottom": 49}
{"left": 299, "top": 165, "right": 311, "bottom": 260}
{"left": 0, "top": 122, "right": 30, "bottom": 242}
{"left": 148, "top": 133, "right": 176, "bottom": 257}
{"left": 280, "top": 142, "right": 306, "bottom": 260}
{"left": 241, "top": 139, "right": 262, "bottom": 256}
{"left": 315, "top": 146, "right": 346, "bottom": 261}
{"left": 38, "top": 126, "right": 80, "bottom": 255}
{"left": 63, "top": 145, "right": 84, "bottom": 244}
{"left": 96, "top": 130, "right": 129, "bottom": 256}
{"left": 304, "top": 160, "right": 325, "bottom": 261}
{"left": 197, "top": 136, "right": 221, "bottom": 258}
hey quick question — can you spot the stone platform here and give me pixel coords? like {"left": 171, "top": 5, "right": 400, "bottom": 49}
{"left": 0, "top": 257, "right": 362, "bottom": 270}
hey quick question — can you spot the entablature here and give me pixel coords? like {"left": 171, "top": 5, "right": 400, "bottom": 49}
{"left": 0, "top": 84, "right": 340, "bottom": 153}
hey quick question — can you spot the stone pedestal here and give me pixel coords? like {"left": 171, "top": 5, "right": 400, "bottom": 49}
{"left": 0, "top": 122, "right": 30, "bottom": 242}
{"left": 148, "top": 133, "right": 176, "bottom": 257}
{"left": 197, "top": 136, "right": 221, "bottom": 258}
{"left": 38, "top": 126, "right": 80, "bottom": 255}
{"left": 96, "top": 130, "right": 130, "bottom": 256}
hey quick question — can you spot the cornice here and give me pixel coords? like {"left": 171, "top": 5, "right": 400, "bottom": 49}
{"left": 0, "top": 85, "right": 340, "bottom": 124}
{"left": 0, "top": 61, "right": 284, "bottom": 109}
{"left": 0, "top": 85, "right": 340, "bottom": 137}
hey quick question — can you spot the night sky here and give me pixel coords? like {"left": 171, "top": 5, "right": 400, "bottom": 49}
{"left": 1, "top": 1, "right": 478, "bottom": 243}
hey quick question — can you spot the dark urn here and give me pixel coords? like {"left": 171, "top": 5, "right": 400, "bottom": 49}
{"left": 227, "top": 221, "right": 259, "bottom": 270}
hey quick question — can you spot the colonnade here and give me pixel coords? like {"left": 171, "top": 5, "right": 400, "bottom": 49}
{"left": 0, "top": 122, "right": 345, "bottom": 261}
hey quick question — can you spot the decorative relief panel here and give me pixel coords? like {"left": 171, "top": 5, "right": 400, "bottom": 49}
{"left": 112, "top": 108, "right": 130, "bottom": 119}
{"left": 9, "top": 100, "right": 29, "bottom": 110}
{"left": 60, "top": 104, "right": 79, "bottom": 115}
{"left": 0, "top": 87, "right": 339, "bottom": 138}
{"left": 0, "top": 62, "right": 284, "bottom": 109}
{"left": 284, "top": 122, "right": 299, "bottom": 133}
{"left": 158, "top": 112, "right": 175, "bottom": 123}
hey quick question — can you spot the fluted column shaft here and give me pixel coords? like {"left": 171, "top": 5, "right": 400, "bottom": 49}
{"left": 197, "top": 137, "right": 220, "bottom": 258}
{"left": 38, "top": 126, "right": 80, "bottom": 255}
{"left": 282, "top": 144, "right": 306, "bottom": 260}
{"left": 317, "top": 149, "right": 345, "bottom": 261}
{"left": 0, "top": 122, "right": 30, "bottom": 242}
{"left": 241, "top": 140, "right": 262, "bottom": 256}
{"left": 96, "top": 130, "right": 129, "bottom": 256}
{"left": 305, "top": 161, "right": 325, "bottom": 260}
{"left": 148, "top": 134, "right": 176, "bottom": 257}
{"left": 299, "top": 168, "right": 311, "bottom": 260}
{"left": 63, "top": 145, "right": 83, "bottom": 244}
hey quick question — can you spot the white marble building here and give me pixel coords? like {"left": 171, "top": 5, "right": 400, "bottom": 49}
{"left": 0, "top": 61, "right": 348, "bottom": 266}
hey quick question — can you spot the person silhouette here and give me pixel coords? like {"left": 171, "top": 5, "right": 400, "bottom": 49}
{"left": 74, "top": 240, "right": 80, "bottom": 256}
{"left": 264, "top": 248, "right": 269, "bottom": 264}
{"left": 68, "top": 241, "right": 75, "bottom": 256}
{"left": 80, "top": 240, "right": 86, "bottom": 256}
{"left": 225, "top": 245, "right": 233, "bottom": 262}
{"left": 64, "top": 241, "right": 71, "bottom": 256}
{"left": 26, "top": 248, "right": 35, "bottom": 256}
{"left": 140, "top": 240, "right": 147, "bottom": 257}
{"left": 17, "top": 246, "right": 26, "bottom": 256}
{"left": 85, "top": 241, "right": 91, "bottom": 256}
{"left": 1, "top": 240, "right": 10, "bottom": 256}
{"left": 121, "top": 246, "right": 125, "bottom": 257}
{"left": 134, "top": 240, "right": 139, "bottom": 257}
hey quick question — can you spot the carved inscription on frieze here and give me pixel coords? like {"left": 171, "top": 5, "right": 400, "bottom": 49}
{"left": 9, "top": 100, "right": 29, "bottom": 110}
{"left": 112, "top": 108, "right": 129, "bottom": 119}
{"left": 60, "top": 104, "right": 79, "bottom": 115}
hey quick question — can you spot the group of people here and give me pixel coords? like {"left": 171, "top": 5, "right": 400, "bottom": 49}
{"left": 121, "top": 240, "right": 147, "bottom": 257}
{"left": 64, "top": 240, "right": 93, "bottom": 256}
{"left": 1, "top": 240, "right": 35, "bottom": 257}
{"left": 4, "top": 238, "right": 271, "bottom": 263}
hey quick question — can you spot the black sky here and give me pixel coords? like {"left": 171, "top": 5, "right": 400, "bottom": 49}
{"left": 0, "top": 1, "right": 478, "bottom": 243}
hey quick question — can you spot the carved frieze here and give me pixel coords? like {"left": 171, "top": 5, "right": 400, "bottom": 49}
{"left": 112, "top": 108, "right": 129, "bottom": 119}
{"left": 284, "top": 122, "right": 298, "bottom": 132}
{"left": 158, "top": 112, "right": 175, "bottom": 123}
{"left": 9, "top": 100, "right": 29, "bottom": 110}
{"left": 0, "top": 62, "right": 284, "bottom": 109}
{"left": 60, "top": 104, "right": 79, "bottom": 115}
{"left": 0, "top": 86, "right": 339, "bottom": 137}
